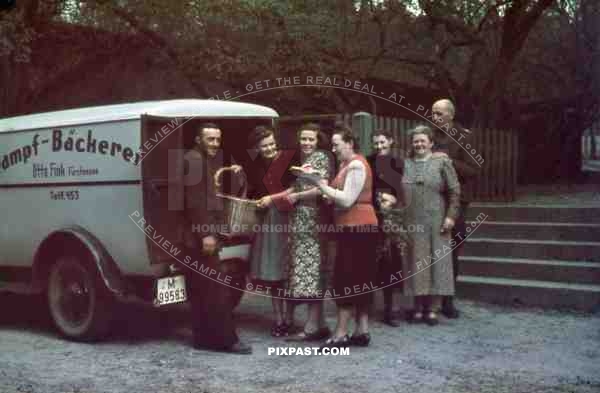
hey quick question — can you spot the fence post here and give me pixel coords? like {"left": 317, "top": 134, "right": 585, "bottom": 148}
{"left": 352, "top": 111, "right": 373, "bottom": 156}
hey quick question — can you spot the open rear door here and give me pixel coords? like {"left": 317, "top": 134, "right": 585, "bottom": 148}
{"left": 140, "top": 115, "right": 185, "bottom": 264}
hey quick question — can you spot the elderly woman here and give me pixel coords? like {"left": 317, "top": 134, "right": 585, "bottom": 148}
{"left": 367, "top": 129, "right": 405, "bottom": 327}
{"left": 401, "top": 125, "right": 460, "bottom": 326}
{"left": 302, "top": 125, "right": 378, "bottom": 348}
{"left": 246, "top": 125, "right": 296, "bottom": 336}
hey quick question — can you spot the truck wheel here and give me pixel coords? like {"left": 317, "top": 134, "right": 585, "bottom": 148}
{"left": 47, "top": 255, "right": 113, "bottom": 341}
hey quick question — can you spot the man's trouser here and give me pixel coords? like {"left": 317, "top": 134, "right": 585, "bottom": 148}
{"left": 451, "top": 201, "right": 470, "bottom": 281}
{"left": 185, "top": 246, "right": 238, "bottom": 350}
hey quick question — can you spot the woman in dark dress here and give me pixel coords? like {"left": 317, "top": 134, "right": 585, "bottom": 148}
{"left": 367, "top": 129, "right": 405, "bottom": 327}
{"left": 246, "top": 125, "right": 296, "bottom": 336}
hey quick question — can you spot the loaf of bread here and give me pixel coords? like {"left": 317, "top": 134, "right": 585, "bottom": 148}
{"left": 289, "top": 166, "right": 306, "bottom": 172}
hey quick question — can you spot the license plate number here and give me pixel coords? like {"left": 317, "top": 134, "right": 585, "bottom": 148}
{"left": 155, "top": 275, "right": 187, "bottom": 306}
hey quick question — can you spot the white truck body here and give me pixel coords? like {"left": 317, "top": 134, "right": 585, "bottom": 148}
{"left": 0, "top": 100, "right": 278, "bottom": 340}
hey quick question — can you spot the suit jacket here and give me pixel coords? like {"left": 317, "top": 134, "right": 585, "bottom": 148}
{"left": 433, "top": 123, "right": 481, "bottom": 202}
{"left": 183, "top": 148, "right": 223, "bottom": 248}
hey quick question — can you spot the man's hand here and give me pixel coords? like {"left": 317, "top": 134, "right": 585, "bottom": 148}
{"left": 202, "top": 235, "right": 218, "bottom": 255}
{"left": 441, "top": 217, "right": 455, "bottom": 234}
{"left": 432, "top": 152, "right": 449, "bottom": 159}
{"left": 214, "top": 165, "right": 245, "bottom": 187}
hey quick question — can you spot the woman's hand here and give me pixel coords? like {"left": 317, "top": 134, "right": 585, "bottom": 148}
{"left": 290, "top": 164, "right": 315, "bottom": 174}
{"left": 288, "top": 193, "right": 299, "bottom": 205}
{"left": 441, "top": 217, "right": 455, "bottom": 234}
{"left": 378, "top": 192, "right": 397, "bottom": 211}
{"left": 319, "top": 184, "right": 334, "bottom": 204}
{"left": 256, "top": 195, "right": 273, "bottom": 209}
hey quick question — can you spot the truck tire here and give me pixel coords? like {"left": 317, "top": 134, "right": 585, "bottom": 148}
{"left": 47, "top": 255, "right": 113, "bottom": 341}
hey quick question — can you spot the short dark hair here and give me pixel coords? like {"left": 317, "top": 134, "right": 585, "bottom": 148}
{"left": 197, "top": 122, "right": 220, "bottom": 137}
{"left": 297, "top": 122, "right": 330, "bottom": 148}
{"left": 333, "top": 123, "right": 359, "bottom": 152}
{"left": 297, "top": 122, "right": 321, "bottom": 138}
{"left": 372, "top": 129, "right": 394, "bottom": 143}
{"left": 248, "top": 125, "right": 275, "bottom": 148}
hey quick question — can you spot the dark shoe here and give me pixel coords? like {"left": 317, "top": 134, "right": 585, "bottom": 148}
{"left": 193, "top": 341, "right": 252, "bottom": 355}
{"left": 284, "top": 322, "right": 300, "bottom": 335}
{"left": 423, "top": 311, "right": 439, "bottom": 326}
{"left": 405, "top": 309, "right": 423, "bottom": 324}
{"left": 442, "top": 305, "right": 460, "bottom": 319}
{"left": 271, "top": 322, "right": 289, "bottom": 337}
{"left": 319, "top": 335, "right": 350, "bottom": 350}
{"left": 285, "top": 326, "right": 331, "bottom": 342}
{"left": 383, "top": 313, "right": 401, "bottom": 327}
{"left": 349, "top": 332, "right": 371, "bottom": 347}
{"left": 224, "top": 341, "right": 253, "bottom": 354}
{"left": 441, "top": 300, "right": 460, "bottom": 319}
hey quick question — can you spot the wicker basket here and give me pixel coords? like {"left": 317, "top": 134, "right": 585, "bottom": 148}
{"left": 214, "top": 166, "right": 260, "bottom": 236}
{"left": 216, "top": 193, "right": 261, "bottom": 236}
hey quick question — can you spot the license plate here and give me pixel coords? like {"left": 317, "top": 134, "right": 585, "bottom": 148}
{"left": 155, "top": 275, "right": 187, "bottom": 306}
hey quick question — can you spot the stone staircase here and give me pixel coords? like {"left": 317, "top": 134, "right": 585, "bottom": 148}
{"left": 457, "top": 204, "right": 600, "bottom": 311}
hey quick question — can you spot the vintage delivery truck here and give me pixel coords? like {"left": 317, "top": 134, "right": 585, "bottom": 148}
{"left": 0, "top": 99, "right": 278, "bottom": 341}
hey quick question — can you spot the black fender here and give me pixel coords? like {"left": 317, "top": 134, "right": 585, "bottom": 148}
{"left": 32, "top": 226, "right": 126, "bottom": 297}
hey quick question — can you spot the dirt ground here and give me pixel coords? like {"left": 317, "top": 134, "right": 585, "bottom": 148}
{"left": 1, "top": 292, "right": 599, "bottom": 393}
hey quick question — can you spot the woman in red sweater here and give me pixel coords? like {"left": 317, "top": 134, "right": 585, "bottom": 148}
{"left": 302, "top": 125, "right": 378, "bottom": 348}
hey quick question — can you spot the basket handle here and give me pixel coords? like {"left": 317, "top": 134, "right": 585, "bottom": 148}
{"left": 214, "top": 165, "right": 247, "bottom": 197}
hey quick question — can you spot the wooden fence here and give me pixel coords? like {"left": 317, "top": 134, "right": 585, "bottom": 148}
{"left": 582, "top": 134, "right": 599, "bottom": 161}
{"left": 278, "top": 113, "right": 519, "bottom": 202}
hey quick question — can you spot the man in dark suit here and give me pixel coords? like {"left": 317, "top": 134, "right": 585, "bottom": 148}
{"left": 183, "top": 122, "right": 251, "bottom": 354}
{"left": 431, "top": 99, "right": 481, "bottom": 319}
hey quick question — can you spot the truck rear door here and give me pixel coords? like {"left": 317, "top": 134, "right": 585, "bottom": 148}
{"left": 140, "top": 115, "right": 185, "bottom": 265}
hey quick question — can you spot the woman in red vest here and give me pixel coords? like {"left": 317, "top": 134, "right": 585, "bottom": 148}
{"left": 302, "top": 124, "right": 378, "bottom": 348}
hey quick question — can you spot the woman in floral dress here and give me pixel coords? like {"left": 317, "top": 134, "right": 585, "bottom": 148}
{"left": 285, "top": 123, "right": 333, "bottom": 341}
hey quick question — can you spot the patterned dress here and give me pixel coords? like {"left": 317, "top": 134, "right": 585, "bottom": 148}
{"left": 287, "top": 150, "right": 332, "bottom": 299}
{"left": 401, "top": 156, "right": 460, "bottom": 296}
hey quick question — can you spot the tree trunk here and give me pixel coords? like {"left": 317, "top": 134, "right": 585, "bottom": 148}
{"left": 0, "top": 56, "right": 21, "bottom": 117}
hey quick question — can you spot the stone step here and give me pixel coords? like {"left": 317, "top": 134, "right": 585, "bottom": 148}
{"left": 466, "top": 221, "right": 600, "bottom": 242}
{"left": 466, "top": 205, "right": 600, "bottom": 224}
{"left": 456, "top": 275, "right": 600, "bottom": 311}
{"left": 0, "top": 281, "right": 35, "bottom": 295}
{"left": 459, "top": 256, "right": 600, "bottom": 285}
{"left": 463, "top": 238, "right": 600, "bottom": 262}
